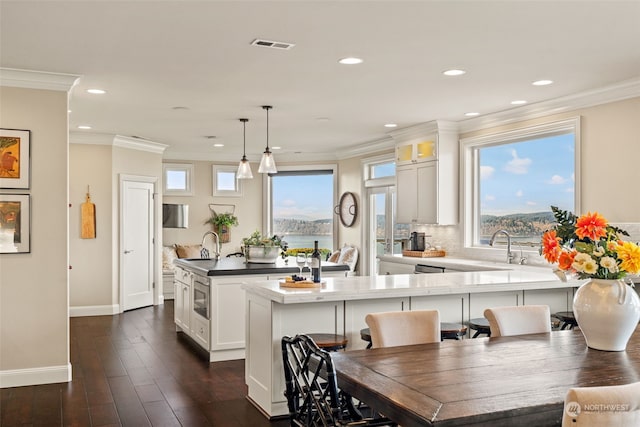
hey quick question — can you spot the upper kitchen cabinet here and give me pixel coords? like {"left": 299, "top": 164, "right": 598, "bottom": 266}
{"left": 395, "top": 139, "right": 437, "bottom": 165}
{"left": 391, "top": 121, "right": 458, "bottom": 225}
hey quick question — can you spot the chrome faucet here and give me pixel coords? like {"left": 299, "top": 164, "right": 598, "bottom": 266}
{"left": 489, "top": 229, "right": 514, "bottom": 264}
{"left": 201, "top": 231, "right": 221, "bottom": 261}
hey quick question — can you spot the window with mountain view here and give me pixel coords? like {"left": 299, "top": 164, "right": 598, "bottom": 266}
{"left": 269, "top": 168, "right": 335, "bottom": 252}
{"left": 463, "top": 118, "right": 579, "bottom": 249}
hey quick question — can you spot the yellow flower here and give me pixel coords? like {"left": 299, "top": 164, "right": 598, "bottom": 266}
{"left": 616, "top": 241, "right": 640, "bottom": 275}
{"left": 582, "top": 259, "right": 598, "bottom": 275}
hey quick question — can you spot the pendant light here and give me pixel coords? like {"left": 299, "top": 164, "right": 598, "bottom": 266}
{"left": 236, "top": 118, "right": 253, "bottom": 179}
{"left": 258, "top": 105, "right": 277, "bottom": 174}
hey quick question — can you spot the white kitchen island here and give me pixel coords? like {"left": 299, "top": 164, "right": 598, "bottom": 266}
{"left": 243, "top": 261, "right": 583, "bottom": 418}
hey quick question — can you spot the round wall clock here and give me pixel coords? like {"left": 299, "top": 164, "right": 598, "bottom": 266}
{"left": 336, "top": 191, "right": 358, "bottom": 227}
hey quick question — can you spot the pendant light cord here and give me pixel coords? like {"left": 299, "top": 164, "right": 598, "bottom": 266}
{"left": 262, "top": 105, "right": 272, "bottom": 152}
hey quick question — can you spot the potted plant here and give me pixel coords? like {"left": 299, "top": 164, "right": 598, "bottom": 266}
{"left": 242, "top": 230, "right": 287, "bottom": 263}
{"left": 204, "top": 212, "right": 238, "bottom": 243}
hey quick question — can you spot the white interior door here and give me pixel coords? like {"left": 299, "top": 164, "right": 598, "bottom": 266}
{"left": 366, "top": 185, "right": 402, "bottom": 276}
{"left": 121, "top": 179, "right": 154, "bottom": 311}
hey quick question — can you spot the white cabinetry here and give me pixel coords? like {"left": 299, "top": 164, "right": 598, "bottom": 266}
{"left": 174, "top": 267, "right": 193, "bottom": 332}
{"left": 378, "top": 260, "right": 415, "bottom": 275}
{"left": 392, "top": 121, "right": 458, "bottom": 225}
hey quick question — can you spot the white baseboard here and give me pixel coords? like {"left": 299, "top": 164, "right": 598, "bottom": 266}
{"left": 0, "top": 363, "right": 72, "bottom": 388}
{"left": 69, "top": 304, "right": 120, "bottom": 317}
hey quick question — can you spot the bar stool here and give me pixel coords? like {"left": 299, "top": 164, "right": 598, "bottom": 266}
{"left": 468, "top": 317, "right": 491, "bottom": 338}
{"left": 441, "top": 322, "right": 468, "bottom": 340}
{"left": 360, "top": 322, "right": 468, "bottom": 348}
{"left": 555, "top": 311, "right": 578, "bottom": 330}
{"left": 307, "top": 333, "right": 348, "bottom": 351}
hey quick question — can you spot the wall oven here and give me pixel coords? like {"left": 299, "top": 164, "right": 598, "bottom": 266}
{"left": 193, "top": 276, "right": 210, "bottom": 320}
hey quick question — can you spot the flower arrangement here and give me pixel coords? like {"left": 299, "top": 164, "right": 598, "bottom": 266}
{"left": 540, "top": 206, "right": 640, "bottom": 280}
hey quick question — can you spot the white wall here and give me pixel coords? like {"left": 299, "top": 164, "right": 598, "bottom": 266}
{"left": 0, "top": 85, "right": 71, "bottom": 387}
{"left": 69, "top": 143, "right": 113, "bottom": 308}
{"left": 162, "top": 160, "right": 265, "bottom": 254}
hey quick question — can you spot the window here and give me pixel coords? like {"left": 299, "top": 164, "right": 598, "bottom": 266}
{"left": 163, "top": 163, "right": 193, "bottom": 196}
{"left": 362, "top": 155, "right": 407, "bottom": 275}
{"left": 212, "top": 165, "right": 242, "bottom": 197}
{"left": 266, "top": 165, "right": 336, "bottom": 252}
{"left": 462, "top": 118, "right": 580, "bottom": 250}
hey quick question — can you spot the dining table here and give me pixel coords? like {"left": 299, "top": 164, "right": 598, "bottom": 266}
{"left": 332, "top": 328, "right": 640, "bottom": 426}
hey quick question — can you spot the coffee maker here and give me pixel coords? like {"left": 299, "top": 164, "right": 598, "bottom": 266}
{"left": 409, "top": 232, "right": 426, "bottom": 251}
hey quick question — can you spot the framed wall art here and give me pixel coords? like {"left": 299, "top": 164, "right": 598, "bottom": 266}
{"left": 0, "top": 194, "right": 30, "bottom": 253}
{"left": 0, "top": 128, "right": 31, "bottom": 189}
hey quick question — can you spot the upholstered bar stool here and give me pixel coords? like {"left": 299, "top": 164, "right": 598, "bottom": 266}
{"left": 555, "top": 311, "right": 579, "bottom": 330}
{"left": 306, "top": 333, "right": 348, "bottom": 351}
{"left": 468, "top": 317, "right": 492, "bottom": 338}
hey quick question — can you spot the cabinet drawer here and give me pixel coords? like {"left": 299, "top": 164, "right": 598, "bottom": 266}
{"left": 192, "top": 314, "right": 210, "bottom": 349}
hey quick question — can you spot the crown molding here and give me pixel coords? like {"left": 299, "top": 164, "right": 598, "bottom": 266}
{"left": 69, "top": 132, "right": 115, "bottom": 146}
{"left": 0, "top": 68, "right": 80, "bottom": 92}
{"left": 70, "top": 133, "right": 168, "bottom": 154}
{"left": 458, "top": 77, "right": 640, "bottom": 134}
{"left": 387, "top": 120, "right": 458, "bottom": 143}
{"left": 113, "top": 135, "right": 168, "bottom": 154}
{"left": 336, "top": 136, "right": 395, "bottom": 159}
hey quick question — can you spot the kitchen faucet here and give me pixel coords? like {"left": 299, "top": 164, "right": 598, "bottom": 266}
{"left": 201, "top": 231, "right": 221, "bottom": 261}
{"left": 489, "top": 229, "right": 515, "bottom": 264}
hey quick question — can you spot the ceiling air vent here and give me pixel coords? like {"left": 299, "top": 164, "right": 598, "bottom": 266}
{"left": 251, "top": 39, "right": 295, "bottom": 50}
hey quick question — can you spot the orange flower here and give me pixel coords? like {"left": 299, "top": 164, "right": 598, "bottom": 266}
{"left": 558, "top": 250, "right": 576, "bottom": 271}
{"left": 541, "top": 230, "right": 561, "bottom": 263}
{"left": 575, "top": 212, "right": 608, "bottom": 241}
{"left": 616, "top": 241, "right": 640, "bottom": 275}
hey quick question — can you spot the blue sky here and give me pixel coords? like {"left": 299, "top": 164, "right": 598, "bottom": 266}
{"left": 273, "top": 174, "right": 333, "bottom": 220}
{"left": 479, "top": 133, "right": 575, "bottom": 215}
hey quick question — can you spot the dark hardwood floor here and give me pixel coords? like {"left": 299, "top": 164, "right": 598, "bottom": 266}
{"left": 1, "top": 301, "right": 289, "bottom": 426}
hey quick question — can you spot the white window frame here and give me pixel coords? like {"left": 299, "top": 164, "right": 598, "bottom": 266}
{"left": 263, "top": 164, "right": 338, "bottom": 248}
{"left": 163, "top": 163, "right": 193, "bottom": 196}
{"left": 460, "top": 117, "right": 581, "bottom": 255}
{"left": 212, "top": 165, "right": 243, "bottom": 197}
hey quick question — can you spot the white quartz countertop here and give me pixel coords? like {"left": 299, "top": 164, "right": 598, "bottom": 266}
{"left": 242, "top": 259, "right": 584, "bottom": 304}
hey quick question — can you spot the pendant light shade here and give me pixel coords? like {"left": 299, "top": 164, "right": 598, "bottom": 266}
{"left": 258, "top": 105, "right": 277, "bottom": 174}
{"left": 237, "top": 118, "right": 253, "bottom": 179}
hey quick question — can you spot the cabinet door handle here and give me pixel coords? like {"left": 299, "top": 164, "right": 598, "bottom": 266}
{"left": 124, "top": 249, "right": 134, "bottom": 254}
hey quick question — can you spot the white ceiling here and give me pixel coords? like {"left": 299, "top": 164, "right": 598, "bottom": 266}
{"left": 1, "top": 1, "right": 639, "bottom": 162}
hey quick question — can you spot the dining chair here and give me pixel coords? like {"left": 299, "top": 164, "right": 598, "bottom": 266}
{"left": 483, "top": 305, "right": 551, "bottom": 337}
{"left": 364, "top": 309, "right": 440, "bottom": 348}
{"left": 562, "top": 381, "right": 640, "bottom": 426}
{"left": 281, "top": 334, "right": 394, "bottom": 426}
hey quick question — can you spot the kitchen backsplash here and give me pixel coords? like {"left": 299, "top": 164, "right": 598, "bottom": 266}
{"left": 411, "top": 222, "right": 640, "bottom": 267}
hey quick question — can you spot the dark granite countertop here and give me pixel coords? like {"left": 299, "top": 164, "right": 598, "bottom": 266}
{"left": 174, "top": 256, "right": 349, "bottom": 277}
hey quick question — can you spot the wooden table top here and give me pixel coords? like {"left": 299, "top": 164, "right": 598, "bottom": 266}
{"left": 333, "top": 328, "right": 640, "bottom": 427}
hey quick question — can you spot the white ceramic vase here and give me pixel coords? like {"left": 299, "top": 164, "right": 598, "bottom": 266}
{"left": 573, "top": 278, "right": 640, "bottom": 351}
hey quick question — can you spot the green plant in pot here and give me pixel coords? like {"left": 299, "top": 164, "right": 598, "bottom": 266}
{"left": 204, "top": 212, "right": 238, "bottom": 243}
{"left": 242, "top": 230, "right": 287, "bottom": 263}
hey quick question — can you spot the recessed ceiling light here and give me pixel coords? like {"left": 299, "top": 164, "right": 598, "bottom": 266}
{"left": 205, "top": 135, "right": 217, "bottom": 139}
{"left": 272, "top": 146, "right": 281, "bottom": 150}
{"left": 78, "top": 125, "right": 92, "bottom": 129}
{"left": 532, "top": 80, "right": 553, "bottom": 86}
{"left": 213, "top": 143, "right": 224, "bottom": 148}
{"left": 443, "top": 69, "right": 466, "bottom": 76}
{"left": 87, "top": 89, "right": 105, "bottom": 94}
{"left": 338, "top": 57, "right": 363, "bottom": 65}
{"left": 384, "top": 123, "right": 398, "bottom": 128}
{"left": 511, "top": 100, "right": 528, "bottom": 105}
{"left": 172, "top": 106, "right": 190, "bottom": 111}
{"left": 316, "top": 117, "right": 330, "bottom": 122}
{"left": 464, "top": 112, "right": 480, "bottom": 117}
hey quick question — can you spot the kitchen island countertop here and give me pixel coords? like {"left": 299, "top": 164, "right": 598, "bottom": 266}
{"left": 174, "top": 256, "right": 349, "bottom": 277}
{"left": 242, "top": 261, "right": 585, "bottom": 304}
